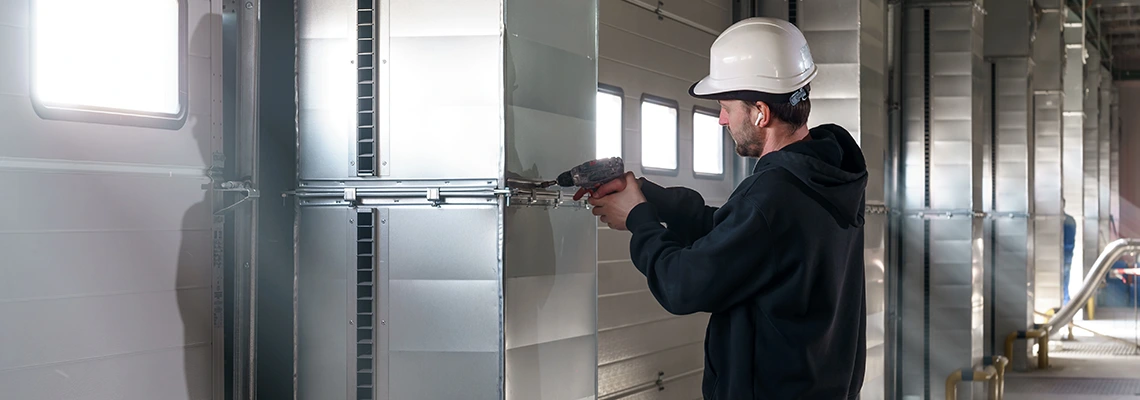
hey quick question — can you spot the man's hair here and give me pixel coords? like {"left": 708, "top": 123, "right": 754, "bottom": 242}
{"left": 766, "top": 98, "right": 811, "bottom": 129}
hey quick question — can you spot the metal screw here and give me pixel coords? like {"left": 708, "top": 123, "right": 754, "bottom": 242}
{"left": 350, "top": 218, "right": 355, "bottom": 223}
{"left": 380, "top": 219, "right": 386, "bottom": 224}
{"left": 350, "top": 161, "right": 356, "bottom": 166}
{"left": 244, "top": 262, "right": 250, "bottom": 269}
{"left": 382, "top": 161, "right": 388, "bottom": 166}
{"left": 245, "top": 1, "right": 252, "bottom": 9}
{"left": 349, "top": 320, "right": 355, "bottom": 326}
{"left": 380, "top": 320, "right": 386, "bottom": 325}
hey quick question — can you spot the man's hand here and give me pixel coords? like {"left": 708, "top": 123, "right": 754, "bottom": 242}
{"left": 585, "top": 172, "right": 646, "bottom": 231}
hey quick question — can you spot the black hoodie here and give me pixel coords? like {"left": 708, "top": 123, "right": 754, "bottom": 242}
{"left": 625, "top": 124, "right": 868, "bottom": 400}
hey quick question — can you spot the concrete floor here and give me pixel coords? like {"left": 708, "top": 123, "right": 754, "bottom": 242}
{"left": 1003, "top": 308, "right": 1140, "bottom": 400}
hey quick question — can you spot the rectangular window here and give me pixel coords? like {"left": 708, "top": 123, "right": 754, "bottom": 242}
{"left": 31, "top": 0, "right": 187, "bottom": 129}
{"left": 693, "top": 108, "right": 725, "bottom": 176}
{"left": 596, "top": 86, "right": 623, "bottom": 159}
{"left": 641, "top": 96, "right": 678, "bottom": 172}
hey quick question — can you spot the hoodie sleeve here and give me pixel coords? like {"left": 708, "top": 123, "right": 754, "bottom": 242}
{"left": 625, "top": 197, "right": 773, "bottom": 315}
{"left": 638, "top": 178, "right": 718, "bottom": 244}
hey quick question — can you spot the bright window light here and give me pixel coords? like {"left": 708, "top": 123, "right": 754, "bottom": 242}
{"left": 641, "top": 100, "right": 677, "bottom": 170}
{"left": 33, "top": 0, "right": 181, "bottom": 115}
{"left": 693, "top": 110, "right": 724, "bottom": 175}
{"left": 596, "top": 91, "right": 623, "bottom": 159}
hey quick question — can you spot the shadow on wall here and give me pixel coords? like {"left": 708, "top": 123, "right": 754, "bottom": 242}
{"left": 176, "top": 10, "right": 222, "bottom": 400}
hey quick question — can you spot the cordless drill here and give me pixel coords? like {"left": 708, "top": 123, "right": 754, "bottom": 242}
{"left": 540, "top": 157, "right": 625, "bottom": 193}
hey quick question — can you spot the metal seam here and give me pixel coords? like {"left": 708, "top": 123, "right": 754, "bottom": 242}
{"left": 922, "top": 9, "right": 931, "bottom": 399}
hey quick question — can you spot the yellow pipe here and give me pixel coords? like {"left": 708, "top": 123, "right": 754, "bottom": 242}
{"left": 989, "top": 355, "right": 1009, "bottom": 400}
{"left": 946, "top": 365, "right": 1002, "bottom": 400}
{"left": 1004, "top": 329, "right": 1049, "bottom": 370}
{"left": 946, "top": 369, "right": 963, "bottom": 400}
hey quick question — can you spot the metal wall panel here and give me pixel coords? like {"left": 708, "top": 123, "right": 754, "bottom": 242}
{"left": 0, "top": 1, "right": 222, "bottom": 399}
{"left": 1059, "top": 24, "right": 1084, "bottom": 314}
{"left": 984, "top": 0, "right": 1037, "bottom": 369}
{"left": 899, "top": 4, "right": 986, "bottom": 398}
{"left": 297, "top": 0, "right": 505, "bottom": 182}
{"left": 1099, "top": 70, "right": 1112, "bottom": 248}
{"left": 1031, "top": 6, "right": 1064, "bottom": 336}
{"left": 501, "top": 2, "right": 599, "bottom": 398}
{"left": 1111, "top": 88, "right": 1120, "bottom": 226}
{"left": 1082, "top": 48, "right": 1101, "bottom": 281}
{"left": 296, "top": 207, "right": 352, "bottom": 399}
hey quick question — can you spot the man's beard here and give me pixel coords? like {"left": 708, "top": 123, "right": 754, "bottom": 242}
{"left": 731, "top": 125, "right": 763, "bottom": 157}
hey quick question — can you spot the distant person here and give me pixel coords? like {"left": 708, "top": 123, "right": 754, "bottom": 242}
{"left": 580, "top": 17, "right": 867, "bottom": 399}
{"left": 1062, "top": 198, "right": 1076, "bottom": 306}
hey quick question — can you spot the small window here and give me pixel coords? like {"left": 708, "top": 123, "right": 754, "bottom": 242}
{"left": 596, "top": 85, "right": 623, "bottom": 159}
{"left": 693, "top": 108, "right": 725, "bottom": 176}
{"left": 640, "top": 96, "right": 678, "bottom": 172}
{"left": 31, "top": 0, "right": 187, "bottom": 129}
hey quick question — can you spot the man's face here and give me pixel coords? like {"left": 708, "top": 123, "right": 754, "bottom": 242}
{"left": 718, "top": 100, "right": 763, "bottom": 157}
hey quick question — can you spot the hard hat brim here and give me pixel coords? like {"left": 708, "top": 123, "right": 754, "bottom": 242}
{"left": 689, "top": 77, "right": 812, "bottom": 105}
{"left": 688, "top": 67, "right": 817, "bottom": 102}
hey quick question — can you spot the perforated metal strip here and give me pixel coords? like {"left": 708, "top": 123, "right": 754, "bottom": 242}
{"left": 356, "top": 210, "right": 376, "bottom": 400}
{"left": 356, "top": 0, "right": 377, "bottom": 176}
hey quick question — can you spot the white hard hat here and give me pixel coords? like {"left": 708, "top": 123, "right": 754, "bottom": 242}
{"left": 689, "top": 17, "right": 816, "bottom": 104}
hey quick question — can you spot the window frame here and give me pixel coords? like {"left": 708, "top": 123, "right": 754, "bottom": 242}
{"left": 691, "top": 105, "right": 727, "bottom": 180}
{"left": 638, "top": 93, "right": 680, "bottom": 176}
{"left": 596, "top": 83, "right": 625, "bottom": 160}
{"left": 29, "top": 0, "right": 189, "bottom": 130}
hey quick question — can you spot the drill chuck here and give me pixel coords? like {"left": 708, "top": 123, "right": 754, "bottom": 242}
{"left": 557, "top": 157, "right": 625, "bottom": 189}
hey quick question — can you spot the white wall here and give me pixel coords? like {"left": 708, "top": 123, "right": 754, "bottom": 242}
{"left": 0, "top": 1, "right": 221, "bottom": 399}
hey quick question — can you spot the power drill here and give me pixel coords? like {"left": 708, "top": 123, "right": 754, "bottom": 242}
{"left": 540, "top": 157, "right": 625, "bottom": 192}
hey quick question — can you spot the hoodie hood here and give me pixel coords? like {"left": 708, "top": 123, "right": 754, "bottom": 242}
{"left": 755, "top": 124, "right": 868, "bottom": 227}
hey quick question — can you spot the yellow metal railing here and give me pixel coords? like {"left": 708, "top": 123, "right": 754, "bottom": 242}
{"left": 945, "top": 355, "right": 1009, "bottom": 400}
{"left": 1004, "top": 326, "right": 1049, "bottom": 370}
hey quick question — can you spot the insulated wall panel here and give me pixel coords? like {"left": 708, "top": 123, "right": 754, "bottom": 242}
{"left": 0, "top": 1, "right": 222, "bottom": 399}
{"left": 1099, "top": 70, "right": 1111, "bottom": 247}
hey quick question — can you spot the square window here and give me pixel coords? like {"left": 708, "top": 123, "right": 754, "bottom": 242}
{"left": 596, "top": 89, "right": 622, "bottom": 159}
{"left": 693, "top": 109, "right": 724, "bottom": 176}
{"left": 641, "top": 98, "right": 677, "bottom": 171}
{"left": 32, "top": 0, "right": 187, "bottom": 129}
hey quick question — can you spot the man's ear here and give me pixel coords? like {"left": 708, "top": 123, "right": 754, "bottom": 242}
{"left": 753, "top": 101, "right": 771, "bottom": 127}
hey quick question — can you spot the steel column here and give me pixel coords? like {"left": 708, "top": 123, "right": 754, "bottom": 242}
{"left": 1111, "top": 88, "right": 1121, "bottom": 230}
{"left": 1099, "top": 69, "right": 1112, "bottom": 248}
{"left": 984, "top": 0, "right": 1036, "bottom": 371}
{"left": 900, "top": 3, "right": 987, "bottom": 398}
{"left": 1030, "top": 1, "right": 1067, "bottom": 372}
{"left": 1082, "top": 47, "right": 1101, "bottom": 291}
{"left": 1060, "top": 23, "right": 1085, "bottom": 317}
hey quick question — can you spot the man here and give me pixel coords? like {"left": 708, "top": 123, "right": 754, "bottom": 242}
{"left": 1062, "top": 199, "right": 1076, "bottom": 306}
{"left": 581, "top": 17, "right": 867, "bottom": 399}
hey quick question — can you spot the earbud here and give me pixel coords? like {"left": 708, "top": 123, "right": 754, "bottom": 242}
{"left": 754, "top": 113, "right": 763, "bottom": 126}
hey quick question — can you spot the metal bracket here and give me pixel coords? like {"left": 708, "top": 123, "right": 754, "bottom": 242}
{"left": 426, "top": 188, "right": 442, "bottom": 207}
{"left": 654, "top": 1, "right": 664, "bottom": 20}
{"left": 344, "top": 188, "right": 357, "bottom": 203}
{"left": 212, "top": 180, "right": 260, "bottom": 215}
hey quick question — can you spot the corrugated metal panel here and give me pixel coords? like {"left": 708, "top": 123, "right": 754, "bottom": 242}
{"left": 0, "top": 1, "right": 221, "bottom": 399}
